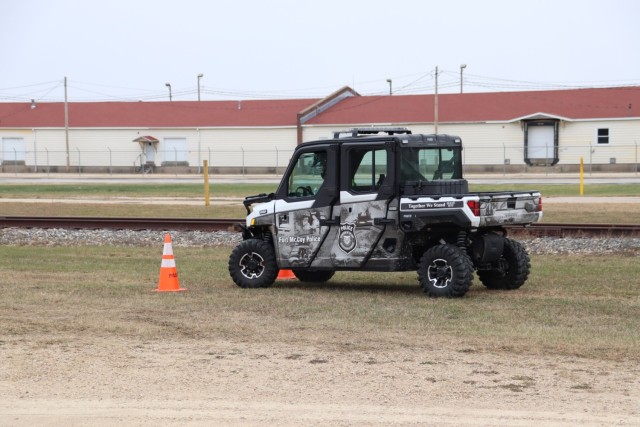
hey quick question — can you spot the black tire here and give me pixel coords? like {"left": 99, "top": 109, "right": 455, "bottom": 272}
{"left": 418, "top": 244, "right": 473, "bottom": 298}
{"left": 292, "top": 269, "right": 335, "bottom": 283}
{"left": 228, "top": 239, "right": 279, "bottom": 288}
{"left": 477, "top": 238, "right": 530, "bottom": 290}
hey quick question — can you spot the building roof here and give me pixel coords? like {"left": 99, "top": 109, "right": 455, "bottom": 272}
{"left": 0, "top": 87, "right": 638, "bottom": 129}
{"left": 304, "top": 87, "right": 640, "bottom": 125}
{"left": 0, "top": 98, "right": 319, "bottom": 128}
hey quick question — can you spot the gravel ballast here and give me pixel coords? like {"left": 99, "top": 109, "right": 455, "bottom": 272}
{"left": 1, "top": 228, "right": 639, "bottom": 255}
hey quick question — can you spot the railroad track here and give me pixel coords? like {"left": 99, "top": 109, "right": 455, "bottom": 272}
{"left": 507, "top": 223, "right": 640, "bottom": 237}
{"left": 0, "top": 216, "right": 639, "bottom": 237}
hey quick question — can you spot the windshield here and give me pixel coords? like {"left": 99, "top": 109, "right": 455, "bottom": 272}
{"left": 399, "top": 147, "right": 462, "bottom": 183}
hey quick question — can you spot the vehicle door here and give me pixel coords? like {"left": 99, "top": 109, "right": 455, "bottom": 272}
{"left": 322, "top": 142, "right": 395, "bottom": 268}
{"left": 273, "top": 146, "right": 338, "bottom": 268}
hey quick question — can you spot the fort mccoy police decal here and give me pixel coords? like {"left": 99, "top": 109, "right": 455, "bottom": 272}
{"left": 338, "top": 222, "right": 357, "bottom": 253}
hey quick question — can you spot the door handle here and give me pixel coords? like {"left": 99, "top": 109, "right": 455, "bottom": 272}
{"left": 374, "top": 218, "right": 396, "bottom": 226}
{"left": 320, "top": 216, "right": 340, "bottom": 226}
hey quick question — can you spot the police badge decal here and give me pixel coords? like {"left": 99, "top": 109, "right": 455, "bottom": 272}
{"left": 338, "top": 222, "right": 357, "bottom": 253}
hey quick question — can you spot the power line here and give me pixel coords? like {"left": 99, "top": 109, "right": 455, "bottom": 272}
{"left": 0, "top": 80, "right": 63, "bottom": 102}
{"left": 0, "top": 80, "right": 61, "bottom": 91}
{"left": 2, "top": 72, "right": 640, "bottom": 103}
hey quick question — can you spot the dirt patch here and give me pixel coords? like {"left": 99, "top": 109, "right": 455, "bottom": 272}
{"left": 1, "top": 335, "right": 639, "bottom": 426}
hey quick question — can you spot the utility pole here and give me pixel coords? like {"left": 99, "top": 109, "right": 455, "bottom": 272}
{"left": 64, "top": 76, "right": 70, "bottom": 172}
{"left": 434, "top": 66, "right": 439, "bottom": 134}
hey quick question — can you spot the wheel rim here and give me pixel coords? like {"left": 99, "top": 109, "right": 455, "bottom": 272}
{"left": 239, "top": 251, "right": 265, "bottom": 279}
{"left": 427, "top": 258, "right": 452, "bottom": 289}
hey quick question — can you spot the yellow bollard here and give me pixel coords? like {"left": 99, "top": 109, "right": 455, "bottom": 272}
{"left": 204, "top": 160, "right": 210, "bottom": 207}
{"left": 579, "top": 157, "right": 584, "bottom": 196}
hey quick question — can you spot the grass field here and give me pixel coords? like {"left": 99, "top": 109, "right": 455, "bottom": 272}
{"left": 0, "top": 183, "right": 278, "bottom": 198}
{"left": 1, "top": 183, "right": 639, "bottom": 198}
{"left": 1, "top": 245, "right": 638, "bottom": 362}
{"left": 2, "top": 201, "right": 638, "bottom": 223}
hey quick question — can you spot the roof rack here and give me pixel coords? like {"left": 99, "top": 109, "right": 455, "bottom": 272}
{"left": 333, "top": 127, "right": 412, "bottom": 138}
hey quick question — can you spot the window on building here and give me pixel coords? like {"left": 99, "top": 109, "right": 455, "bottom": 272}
{"left": 597, "top": 128, "right": 610, "bottom": 145}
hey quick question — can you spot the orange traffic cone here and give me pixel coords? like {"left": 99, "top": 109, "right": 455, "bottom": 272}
{"left": 155, "top": 234, "right": 186, "bottom": 292}
{"left": 277, "top": 269, "right": 296, "bottom": 280}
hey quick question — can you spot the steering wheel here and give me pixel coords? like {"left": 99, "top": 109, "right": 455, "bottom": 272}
{"left": 295, "top": 186, "right": 313, "bottom": 197}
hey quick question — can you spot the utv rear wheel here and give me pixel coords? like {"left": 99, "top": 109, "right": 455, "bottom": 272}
{"left": 478, "top": 238, "right": 530, "bottom": 290}
{"left": 228, "top": 239, "right": 278, "bottom": 288}
{"left": 418, "top": 244, "right": 473, "bottom": 298}
{"left": 292, "top": 269, "right": 335, "bottom": 283}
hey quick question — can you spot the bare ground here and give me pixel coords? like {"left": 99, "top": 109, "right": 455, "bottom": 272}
{"left": 1, "top": 334, "right": 639, "bottom": 426}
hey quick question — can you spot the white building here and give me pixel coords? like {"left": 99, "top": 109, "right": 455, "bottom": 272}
{"left": 1, "top": 86, "right": 638, "bottom": 173}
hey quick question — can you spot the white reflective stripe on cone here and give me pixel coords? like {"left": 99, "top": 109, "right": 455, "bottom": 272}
{"left": 161, "top": 258, "right": 176, "bottom": 268}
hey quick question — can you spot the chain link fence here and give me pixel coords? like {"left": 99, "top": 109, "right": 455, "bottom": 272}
{"left": 1, "top": 144, "right": 638, "bottom": 175}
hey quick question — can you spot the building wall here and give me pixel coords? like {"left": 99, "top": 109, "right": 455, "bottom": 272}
{"left": 1, "top": 126, "right": 298, "bottom": 170}
{"left": 302, "top": 122, "right": 527, "bottom": 165}
{"left": 1, "top": 118, "right": 638, "bottom": 172}
{"left": 302, "top": 119, "right": 640, "bottom": 168}
{"left": 198, "top": 127, "right": 296, "bottom": 169}
{"left": 558, "top": 120, "right": 639, "bottom": 164}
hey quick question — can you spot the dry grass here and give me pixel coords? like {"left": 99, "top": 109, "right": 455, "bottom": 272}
{"left": 0, "top": 201, "right": 635, "bottom": 224}
{"left": 1, "top": 182, "right": 639, "bottom": 223}
{"left": 539, "top": 203, "right": 638, "bottom": 224}
{"left": 2, "top": 182, "right": 638, "bottom": 223}
{"left": 1, "top": 245, "right": 638, "bottom": 361}
{"left": 0, "top": 183, "right": 277, "bottom": 198}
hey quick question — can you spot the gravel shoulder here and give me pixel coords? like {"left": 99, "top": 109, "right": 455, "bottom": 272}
{"left": 2, "top": 337, "right": 639, "bottom": 426}
{"left": 1, "top": 228, "right": 639, "bottom": 255}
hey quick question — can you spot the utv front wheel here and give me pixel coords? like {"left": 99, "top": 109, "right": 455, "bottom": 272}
{"left": 292, "top": 269, "right": 335, "bottom": 283}
{"left": 478, "top": 238, "right": 530, "bottom": 290}
{"left": 228, "top": 239, "right": 278, "bottom": 288}
{"left": 418, "top": 244, "right": 473, "bottom": 298}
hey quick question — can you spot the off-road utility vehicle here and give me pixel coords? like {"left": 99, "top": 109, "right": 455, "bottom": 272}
{"left": 229, "top": 128, "right": 542, "bottom": 297}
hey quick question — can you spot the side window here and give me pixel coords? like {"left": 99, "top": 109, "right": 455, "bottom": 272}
{"left": 287, "top": 150, "right": 327, "bottom": 198}
{"left": 349, "top": 148, "right": 387, "bottom": 193}
{"left": 597, "top": 128, "right": 609, "bottom": 145}
{"left": 433, "top": 148, "right": 457, "bottom": 180}
{"left": 400, "top": 148, "right": 429, "bottom": 182}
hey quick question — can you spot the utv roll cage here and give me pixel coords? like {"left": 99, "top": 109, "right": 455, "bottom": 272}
{"left": 332, "top": 127, "right": 412, "bottom": 138}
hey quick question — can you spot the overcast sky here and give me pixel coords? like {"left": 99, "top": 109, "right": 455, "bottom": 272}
{"left": 2, "top": 0, "right": 639, "bottom": 102}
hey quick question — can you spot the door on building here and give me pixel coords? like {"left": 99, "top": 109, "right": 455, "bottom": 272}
{"left": 2, "top": 137, "right": 25, "bottom": 164}
{"left": 162, "top": 138, "right": 188, "bottom": 165}
{"left": 144, "top": 142, "right": 156, "bottom": 164}
{"left": 525, "top": 121, "right": 558, "bottom": 166}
